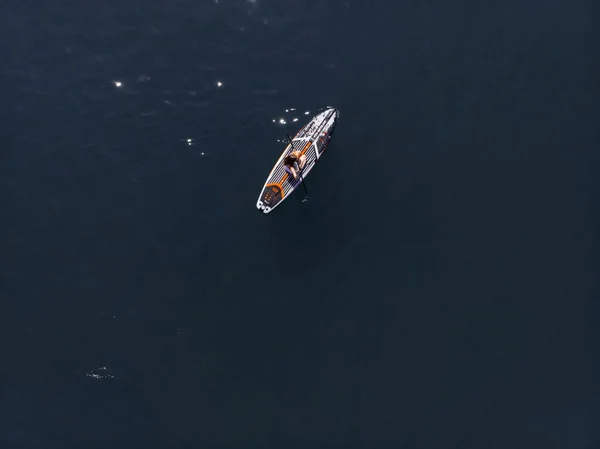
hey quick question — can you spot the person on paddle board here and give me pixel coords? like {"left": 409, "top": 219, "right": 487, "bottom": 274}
{"left": 283, "top": 151, "right": 306, "bottom": 180}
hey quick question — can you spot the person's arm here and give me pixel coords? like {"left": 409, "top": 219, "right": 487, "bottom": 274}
{"left": 299, "top": 154, "right": 307, "bottom": 169}
{"left": 290, "top": 167, "right": 298, "bottom": 179}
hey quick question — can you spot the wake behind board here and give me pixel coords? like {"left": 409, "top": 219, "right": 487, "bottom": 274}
{"left": 256, "top": 107, "right": 339, "bottom": 214}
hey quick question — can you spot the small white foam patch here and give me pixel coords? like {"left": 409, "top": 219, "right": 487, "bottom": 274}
{"left": 86, "top": 367, "right": 114, "bottom": 380}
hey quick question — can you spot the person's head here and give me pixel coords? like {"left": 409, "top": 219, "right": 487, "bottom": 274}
{"left": 283, "top": 154, "right": 297, "bottom": 167}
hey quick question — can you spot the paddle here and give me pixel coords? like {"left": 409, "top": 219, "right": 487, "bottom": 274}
{"left": 286, "top": 134, "right": 309, "bottom": 203}
{"left": 299, "top": 173, "right": 309, "bottom": 203}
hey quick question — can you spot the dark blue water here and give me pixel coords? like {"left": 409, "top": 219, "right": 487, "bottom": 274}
{"left": 2, "top": 0, "right": 599, "bottom": 447}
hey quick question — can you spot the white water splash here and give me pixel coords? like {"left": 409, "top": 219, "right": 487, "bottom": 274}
{"left": 86, "top": 366, "right": 114, "bottom": 380}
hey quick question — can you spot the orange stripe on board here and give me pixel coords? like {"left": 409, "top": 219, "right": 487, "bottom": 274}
{"left": 301, "top": 141, "right": 312, "bottom": 155}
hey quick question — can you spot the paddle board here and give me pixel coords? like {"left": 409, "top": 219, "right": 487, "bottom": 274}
{"left": 256, "top": 108, "right": 339, "bottom": 214}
